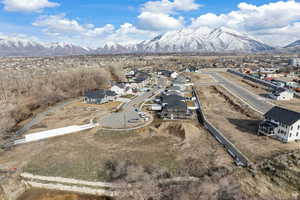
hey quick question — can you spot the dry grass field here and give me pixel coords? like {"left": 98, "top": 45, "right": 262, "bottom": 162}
{"left": 188, "top": 73, "right": 216, "bottom": 85}
{"left": 0, "top": 111, "right": 233, "bottom": 182}
{"left": 20, "top": 119, "right": 232, "bottom": 181}
{"left": 18, "top": 188, "right": 108, "bottom": 200}
{"left": 197, "top": 85, "right": 300, "bottom": 162}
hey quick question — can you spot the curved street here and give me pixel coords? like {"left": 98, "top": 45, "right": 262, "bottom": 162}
{"left": 100, "top": 78, "right": 166, "bottom": 129}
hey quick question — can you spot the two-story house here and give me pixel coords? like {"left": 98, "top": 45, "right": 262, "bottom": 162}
{"left": 258, "top": 106, "right": 300, "bottom": 142}
{"left": 84, "top": 90, "right": 117, "bottom": 105}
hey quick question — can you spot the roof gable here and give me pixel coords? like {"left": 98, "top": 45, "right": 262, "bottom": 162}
{"left": 264, "top": 106, "right": 300, "bottom": 125}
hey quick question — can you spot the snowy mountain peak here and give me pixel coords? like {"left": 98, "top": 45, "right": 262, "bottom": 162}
{"left": 212, "top": 26, "right": 241, "bottom": 35}
{"left": 138, "top": 26, "right": 273, "bottom": 53}
{"left": 285, "top": 40, "right": 300, "bottom": 48}
{"left": 47, "top": 42, "right": 74, "bottom": 48}
{"left": 0, "top": 27, "right": 281, "bottom": 56}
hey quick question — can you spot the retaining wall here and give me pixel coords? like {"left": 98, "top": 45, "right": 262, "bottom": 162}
{"left": 192, "top": 87, "right": 250, "bottom": 167}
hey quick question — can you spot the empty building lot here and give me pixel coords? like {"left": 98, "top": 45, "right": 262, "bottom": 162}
{"left": 1, "top": 118, "right": 232, "bottom": 182}
{"left": 197, "top": 85, "right": 300, "bottom": 163}
{"left": 22, "top": 101, "right": 121, "bottom": 134}
{"left": 188, "top": 73, "right": 217, "bottom": 86}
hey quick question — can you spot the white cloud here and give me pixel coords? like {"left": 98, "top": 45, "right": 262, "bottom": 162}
{"left": 138, "top": 12, "right": 184, "bottom": 31}
{"left": 173, "top": 0, "right": 201, "bottom": 11}
{"left": 2, "top": 0, "right": 59, "bottom": 12}
{"left": 85, "top": 24, "right": 115, "bottom": 37}
{"left": 138, "top": 0, "right": 198, "bottom": 31}
{"left": 32, "top": 14, "right": 157, "bottom": 47}
{"left": 33, "top": 14, "right": 86, "bottom": 35}
{"left": 141, "top": 0, "right": 200, "bottom": 14}
{"left": 33, "top": 14, "right": 115, "bottom": 37}
{"left": 250, "top": 22, "right": 300, "bottom": 46}
{"left": 190, "top": 0, "right": 300, "bottom": 46}
{"left": 105, "top": 23, "right": 157, "bottom": 45}
{"left": 191, "top": 0, "right": 300, "bottom": 31}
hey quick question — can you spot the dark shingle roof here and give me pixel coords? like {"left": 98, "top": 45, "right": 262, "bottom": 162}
{"left": 161, "top": 94, "right": 187, "bottom": 111}
{"left": 264, "top": 106, "right": 300, "bottom": 125}
{"left": 134, "top": 71, "right": 150, "bottom": 83}
{"left": 85, "top": 90, "right": 117, "bottom": 99}
{"left": 159, "top": 70, "right": 172, "bottom": 77}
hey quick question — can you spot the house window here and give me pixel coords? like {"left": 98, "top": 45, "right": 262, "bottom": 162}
{"left": 291, "top": 126, "right": 293, "bottom": 131}
{"left": 290, "top": 133, "right": 292, "bottom": 137}
{"left": 298, "top": 125, "right": 300, "bottom": 130}
{"left": 297, "top": 132, "right": 299, "bottom": 137}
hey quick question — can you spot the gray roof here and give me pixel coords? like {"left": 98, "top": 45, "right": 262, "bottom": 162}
{"left": 168, "top": 86, "right": 181, "bottom": 90}
{"left": 159, "top": 70, "right": 173, "bottom": 77}
{"left": 85, "top": 90, "right": 117, "bottom": 99}
{"left": 173, "top": 75, "right": 187, "bottom": 84}
{"left": 134, "top": 71, "right": 150, "bottom": 83}
{"left": 264, "top": 106, "right": 300, "bottom": 125}
{"left": 113, "top": 83, "right": 126, "bottom": 88}
{"left": 161, "top": 94, "right": 187, "bottom": 111}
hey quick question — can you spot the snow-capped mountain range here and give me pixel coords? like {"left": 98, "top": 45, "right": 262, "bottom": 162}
{"left": 283, "top": 40, "right": 300, "bottom": 52}
{"left": 0, "top": 27, "right": 299, "bottom": 56}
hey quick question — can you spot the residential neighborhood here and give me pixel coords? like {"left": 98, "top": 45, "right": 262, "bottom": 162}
{"left": 2, "top": 0, "right": 300, "bottom": 198}
{"left": 2, "top": 53, "right": 300, "bottom": 200}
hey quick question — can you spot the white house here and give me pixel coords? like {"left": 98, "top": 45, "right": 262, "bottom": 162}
{"left": 111, "top": 83, "right": 126, "bottom": 95}
{"left": 270, "top": 88, "right": 294, "bottom": 100}
{"left": 171, "top": 72, "right": 178, "bottom": 79}
{"left": 288, "top": 58, "right": 300, "bottom": 67}
{"left": 258, "top": 106, "right": 300, "bottom": 142}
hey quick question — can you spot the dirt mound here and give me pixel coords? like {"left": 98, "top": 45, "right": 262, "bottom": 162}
{"left": 211, "top": 85, "right": 261, "bottom": 119}
{"left": 155, "top": 122, "right": 200, "bottom": 142}
{"left": 241, "top": 79, "right": 259, "bottom": 89}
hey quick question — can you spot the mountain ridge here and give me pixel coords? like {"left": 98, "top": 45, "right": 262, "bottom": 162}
{"left": 0, "top": 27, "right": 299, "bottom": 56}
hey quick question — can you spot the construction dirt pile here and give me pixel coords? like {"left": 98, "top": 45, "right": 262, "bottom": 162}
{"left": 211, "top": 85, "right": 262, "bottom": 120}
{"left": 241, "top": 79, "right": 260, "bottom": 89}
{"left": 154, "top": 121, "right": 202, "bottom": 144}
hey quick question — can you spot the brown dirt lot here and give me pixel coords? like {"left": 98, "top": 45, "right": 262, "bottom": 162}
{"left": 0, "top": 100, "right": 120, "bottom": 169}
{"left": 0, "top": 113, "right": 233, "bottom": 182}
{"left": 25, "top": 101, "right": 121, "bottom": 134}
{"left": 197, "top": 85, "right": 300, "bottom": 163}
{"left": 17, "top": 188, "right": 108, "bottom": 200}
{"left": 220, "top": 72, "right": 300, "bottom": 113}
{"left": 187, "top": 73, "right": 216, "bottom": 85}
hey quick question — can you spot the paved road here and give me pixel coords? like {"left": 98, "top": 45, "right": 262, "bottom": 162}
{"left": 208, "top": 72, "right": 273, "bottom": 114}
{"left": 101, "top": 78, "right": 167, "bottom": 129}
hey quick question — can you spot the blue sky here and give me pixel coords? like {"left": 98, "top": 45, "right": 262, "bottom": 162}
{"left": 1, "top": 0, "right": 300, "bottom": 47}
